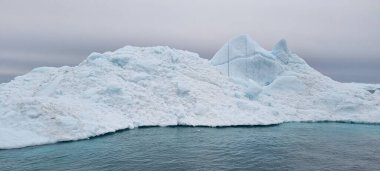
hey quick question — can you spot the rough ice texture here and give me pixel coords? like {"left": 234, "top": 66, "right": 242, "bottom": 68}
{"left": 0, "top": 35, "right": 379, "bottom": 149}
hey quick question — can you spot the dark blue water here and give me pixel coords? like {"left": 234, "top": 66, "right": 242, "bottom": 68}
{"left": 1, "top": 123, "right": 380, "bottom": 171}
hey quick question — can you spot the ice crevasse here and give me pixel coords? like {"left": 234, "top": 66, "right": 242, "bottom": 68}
{"left": 0, "top": 35, "right": 379, "bottom": 149}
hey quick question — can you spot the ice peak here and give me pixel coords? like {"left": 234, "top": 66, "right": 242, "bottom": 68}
{"left": 231, "top": 34, "right": 261, "bottom": 49}
{"left": 272, "top": 39, "right": 290, "bottom": 64}
{"left": 272, "top": 39, "right": 289, "bottom": 54}
{"left": 210, "top": 35, "right": 271, "bottom": 65}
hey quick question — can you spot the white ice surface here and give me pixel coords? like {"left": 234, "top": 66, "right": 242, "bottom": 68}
{"left": 0, "top": 35, "right": 379, "bottom": 149}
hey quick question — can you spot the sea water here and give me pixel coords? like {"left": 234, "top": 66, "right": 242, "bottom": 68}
{"left": 1, "top": 123, "right": 380, "bottom": 171}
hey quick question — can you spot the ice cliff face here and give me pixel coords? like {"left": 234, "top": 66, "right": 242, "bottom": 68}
{"left": 0, "top": 35, "right": 379, "bottom": 149}
{"left": 211, "top": 35, "right": 303, "bottom": 85}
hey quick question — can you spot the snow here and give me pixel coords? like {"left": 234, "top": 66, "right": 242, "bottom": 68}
{"left": 1, "top": 35, "right": 379, "bottom": 149}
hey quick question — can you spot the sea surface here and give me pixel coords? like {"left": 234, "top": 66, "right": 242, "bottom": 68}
{"left": 1, "top": 123, "right": 380, "bottom": 171}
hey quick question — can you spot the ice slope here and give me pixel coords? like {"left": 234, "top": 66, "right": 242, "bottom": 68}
{"left": 0, "top": 36, "right": 379, "bottom": 149}
{"left": 0, "top": 46, "right": 277, "bottom": 149}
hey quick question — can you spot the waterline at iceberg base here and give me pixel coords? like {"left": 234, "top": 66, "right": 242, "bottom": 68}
{"left": 0, "top": 35, "right": 379, "bottom": 149}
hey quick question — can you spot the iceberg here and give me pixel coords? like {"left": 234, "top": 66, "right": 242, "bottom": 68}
{"left": 0, "top": 35, "right": 379, "bottom": 149}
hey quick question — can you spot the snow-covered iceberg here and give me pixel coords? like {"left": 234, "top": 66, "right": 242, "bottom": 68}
{"left": 0, "top": 35, "right": 379, "bottom": 149}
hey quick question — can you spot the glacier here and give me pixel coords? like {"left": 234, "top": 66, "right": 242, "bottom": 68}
{"left": 0, "top": 35, "right": 379, "bottom": 149}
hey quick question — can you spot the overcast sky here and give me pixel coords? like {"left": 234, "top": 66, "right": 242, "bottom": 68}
{"left": 1, "top": 0, "right": 379, "bottom": 83}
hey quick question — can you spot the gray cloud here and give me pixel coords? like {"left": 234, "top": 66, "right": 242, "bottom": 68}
{"left": 0, "top": 0, "right": 379, "bottom": 83}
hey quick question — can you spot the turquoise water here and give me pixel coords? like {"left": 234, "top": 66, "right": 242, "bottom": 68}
{"left": 1, "top": 123, "right": 380, "bottom": 171}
